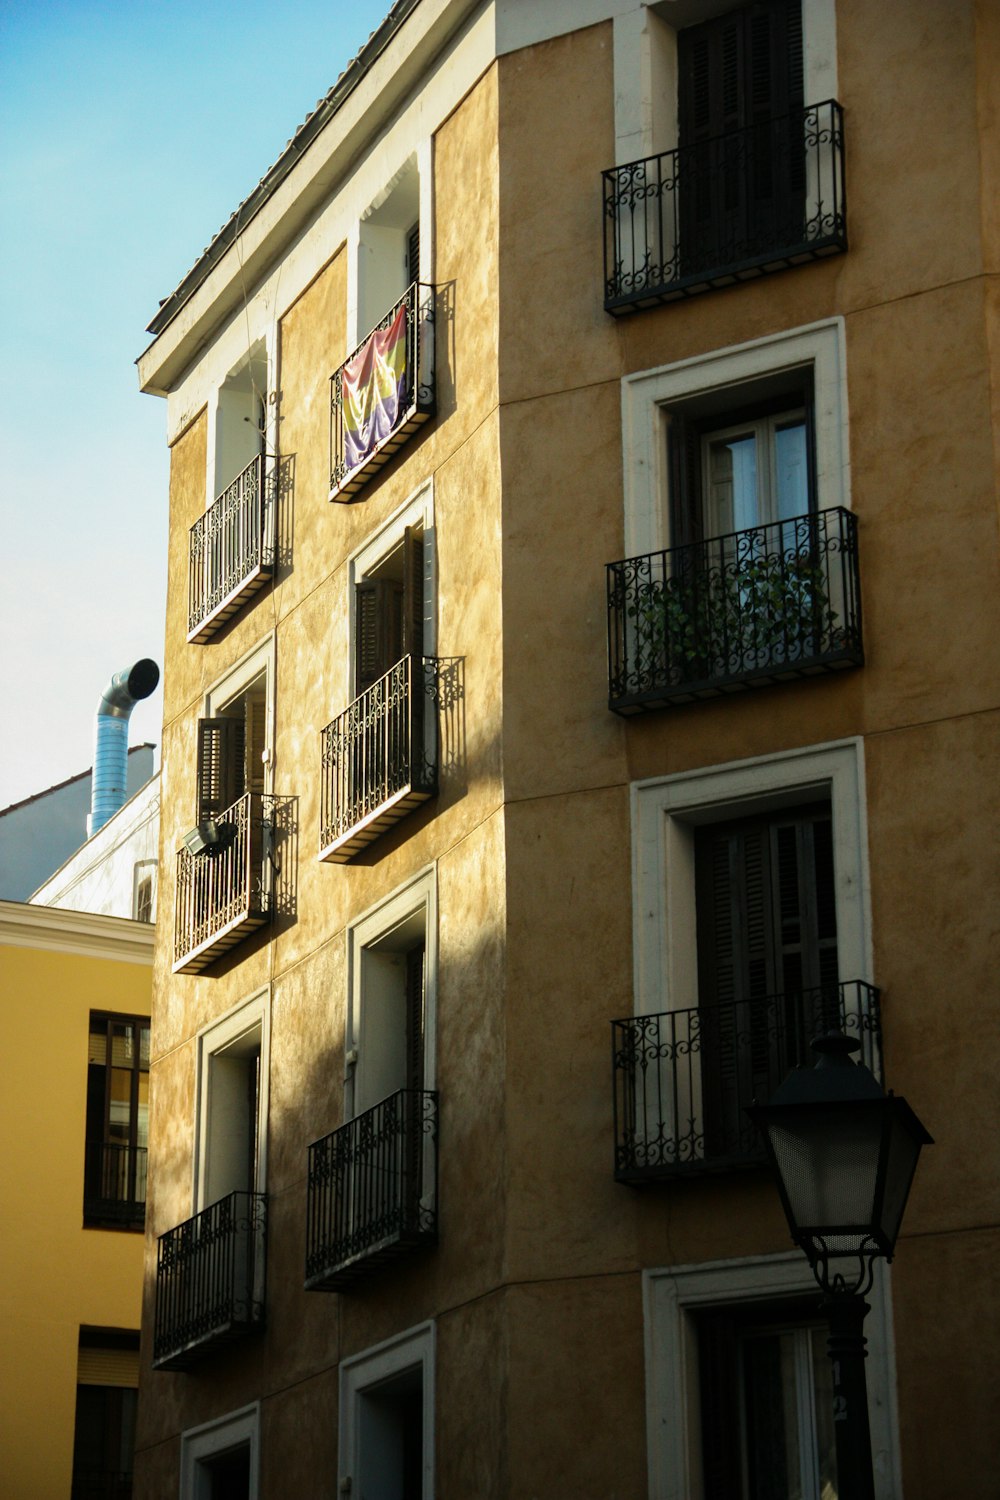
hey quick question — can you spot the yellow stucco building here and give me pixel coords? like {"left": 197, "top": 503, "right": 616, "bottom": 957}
{"left": 0, "top": 901, "right": 152, "bottom": 1498}
{"left": 135, "top": 2, "right": 998, "bottom": 1496}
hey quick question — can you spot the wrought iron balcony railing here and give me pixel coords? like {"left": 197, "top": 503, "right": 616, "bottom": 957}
{"left": 319, "top": 655, "right": 438, "bottom": 863}
{"left": 188, "top": 455, "right": 274, "bottom": 642}
{"left": 603, "top": 100, "right": 846, "bottom": 314}
{"left": 173, "top": 792, "right": 276, "bottom": 973}
{"left": 305, "top": 1089, "right": 438, "bottom": 1291}
{"left": 83, "top": 1141, "right": 147, "bottom": 1229}
{"left": 612, "top": 981, "right": 882, "bottom": 1184}
{"left": 330, "top": 281, "right": 436, "bottom": 502}
{"left": 153, "top": 1190, "right": 266, "bottom": 1370}
{"left": 607, "top": 507, "right": 862, "bottom": 714}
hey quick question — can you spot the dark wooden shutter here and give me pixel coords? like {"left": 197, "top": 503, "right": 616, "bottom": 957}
{"left": 406, "top": 222, "right": 420, "bottom": 287}
{"left": 401, "top": 527, "right": 424, "bottom": 659}
{"left": 355, "top": 579, "right": 405, "bottom": 693}
{"left": 196, "top": 717, "right": 242, "bottom": 821}
{"left": 405, "top": 943, "right": 425, "bottom": 1095}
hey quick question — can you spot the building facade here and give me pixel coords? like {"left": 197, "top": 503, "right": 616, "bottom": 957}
{"left": 0, "top": 901, "right": 152, "bottom": 1499}
{"left": 135, "top": 2, "right": 999, "bottom": 1496}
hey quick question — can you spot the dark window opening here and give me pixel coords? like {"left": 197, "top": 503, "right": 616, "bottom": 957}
{"left": 84, "top": 1015, "right": 149, "bottom": 1230}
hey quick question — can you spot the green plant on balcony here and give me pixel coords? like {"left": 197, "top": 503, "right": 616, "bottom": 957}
{"left": 626, "top": 549, "right": 840, "bottom": 685}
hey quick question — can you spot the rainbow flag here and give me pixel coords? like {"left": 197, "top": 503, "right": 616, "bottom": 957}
{"left": 342, "top": 303, "right": 409, "bottom": 472}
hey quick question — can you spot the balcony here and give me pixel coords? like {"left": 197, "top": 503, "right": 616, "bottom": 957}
{"left": 330, "top": 281, "right": 436, "bottom": 502}
{"left": 319, "top": 655, "right": 438, "bottom": 863}
{"left": 607, "top": 507, "right": 862, "bottom": 714}
{"left": 611, "top": 981, "right": 881, "bottom": 1184}
{"left": 83, "top": 1142, "right": 147, "bottom": 1230}
{"left": 187, "top": 456, "right": 274, "bottom": 643}
{"left": 305, "top": 1089, "right": 438, "bottom": 1291}
{"left": 152, "top": 1191, "right": 266, "bottom": 1370}
{"left": 173, "top": 792, "right": 275, "bottom": 973}
{"left": 603, "top": 101, "right": 846, "bottom": 314}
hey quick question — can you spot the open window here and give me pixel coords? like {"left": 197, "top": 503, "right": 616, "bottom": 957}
{"left": 614, "top": 742, "right": 881, "bottom": 1182}
{"left": 320, "top": 497, "right": 437, "bottom": 862}
{"left": 84, "top": 1013, "right": 149, "bottom": 1230}
{"left": 72, "top": 1330, "right": 139, "bottom": 1499}
{"left": 195, "top": 996, "right": 267, "bottom": 1212}
{"left": 357, "top": 158, "right": 421, "bottom": 344}
{"left": 188, "top": 342, "right": 274, "bottom": 643}
{"left": 339, "top": 1323, "right": 435, "bottom": 1500}
{"left": 174, "top": 645, "right": 276, "bottom": 974}
{"left": 306, "top": 871, "right": 437, "bottom": 1291}
{"left": 180, "top": 1405, "right": 260, "bottom": 1500}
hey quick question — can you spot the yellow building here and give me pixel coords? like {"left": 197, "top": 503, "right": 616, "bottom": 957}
{"left": 135, "top": 2, "right": 998, "bottom": 1496}
{"left": 0, "top": 900, "right": 152, "bottom": 1498}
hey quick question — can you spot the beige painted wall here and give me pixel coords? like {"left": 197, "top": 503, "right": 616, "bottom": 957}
{"left": 0, "top": 931, "right": 148, "bottom": 1500}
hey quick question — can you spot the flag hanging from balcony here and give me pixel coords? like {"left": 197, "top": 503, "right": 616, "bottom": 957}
{"left": 341, "top": 303, "right": 409, "bottom": 472}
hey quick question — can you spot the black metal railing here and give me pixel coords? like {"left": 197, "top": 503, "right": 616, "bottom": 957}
{"left": 173, "top": 792, "right": 274, "bottom": 972}
{"left": 83, "top": 1142, "right": 147, "bottom": 1228}
{"left": 319, "top": 655, "right": 438, "bottom": 862}
{"left": 607, "top": 507, "right": 862, "bottom": 713}
{"left": 612, "top": 981, "right": 881, "bottom": 1183}
{"left": 603, "top": 100, "right": 846, "bottom": 313}
{"left": 305, "top": 1090, "right": 438, "bottom": 1291}
{"left": 330, "top": 281, "right": 436, "bottom": 501}
{"left": 71, "top": 1471, "right": 133, "bottom": 1500}
{"left": 188, "top": 455, "right": 274, "bottom": 641}
{"left": 153, "top": 1190, "right": 266, "bottom": 1370}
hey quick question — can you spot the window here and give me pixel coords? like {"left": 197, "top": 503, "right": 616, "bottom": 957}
{"left": 643, "top": 1254, "right": 902, "bottom": 1500}
{"left": 84, "top": 1013, "right": 149, "bottom": 1229}
{"left": 195, "top": 991, "right": 269, "bottom": 1211}
{"left": 196, "top": 671, "right": 268, "bottom": 823}
{"left": 340, "top": 1323, "right": 435, "bottom": 1500}
{"left": 355, "top": 157, "right": 424, "bottom": 344}
{"left": 211, "top": 343, "right": 268, "bottom": 503}
{"left": 180, "top": 1405, "right": 260, "bottom": 1500}
{"left": 355, "top": 525, "right": 425, "bottom": 697}
{"left": 71, "top": 1330, "right": 139, "bottom": 1500}
{"left": 132, "top": 861, "right": 156, "bottom": 923}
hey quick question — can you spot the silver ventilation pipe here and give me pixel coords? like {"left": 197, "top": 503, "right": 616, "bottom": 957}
{"left": 87, "top": 659, "right": 160, "bottom": 838}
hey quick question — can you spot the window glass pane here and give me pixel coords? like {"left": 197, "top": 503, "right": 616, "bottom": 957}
{"left": 741, "top": 1330, "right": 801, "bottom": 1500}
{"left": 774, "top": 420, "right": 808, "bottom": 521}
{"left": 136, "top": 1074, "right": 150, "bottom": 1150}
{"left": 810, "top": 1328, "right": 838, "bottom": 1499}
{"left": 708, "top": 431, "right": 760, "bottom": 535}
{"left": 139, "top": 1025, "right": 151, "bottom": 1071}
{"left": 110, "top": 1023, "right": 135, "bottom": 1069}
{"left": 109, "top": 1070, "right": 132, "bottom": 1143}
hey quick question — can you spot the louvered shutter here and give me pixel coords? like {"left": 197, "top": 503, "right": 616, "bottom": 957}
{"left": 407, "top": 222, "right": 420, "bottom": 287}
{"left": 244, "top": 693, "right": 267, "bottom": 795}
{"left": 405, "top": 943, "right": 425, "bottom": 1095}
{"left": 196, "top": 717, "right": 242, "bottom": 821}
{"left": 356, "top": 578, "right": 406, "bottom": 694}
{"left": 402, "top": 528, "right": 424, "bottom": 659}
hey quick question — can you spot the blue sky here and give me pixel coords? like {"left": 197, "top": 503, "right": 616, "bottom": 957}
{"left": 0, "top": 0, "right": 391, "bottom": 809}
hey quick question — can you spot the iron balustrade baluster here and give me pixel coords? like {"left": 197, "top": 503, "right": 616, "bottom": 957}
{"left": 153, "top": 1191, "right": 266, "bottom": 1368}
{"left": 329, "top": 282, "right": 437, "bottom": 500}
{"left": 607, "top": 506, "right": 862, "bottom": 713}
{"left": 603, "top": 100, "right": 846, "bottom": 313}
{"left": 319, "top": 656, "right": 438, "bottom": 858}
{"left": 612, "top": 982, "right": 881, "bottom": 1183}
{"left": 173, "top": 793, "right": 276, "bottom": 970}
{"left": 305, "top": 1090, "right": 438, "bottom": 1290}
{"left": 187, "top": 457, "right": 273, "bottom": 640}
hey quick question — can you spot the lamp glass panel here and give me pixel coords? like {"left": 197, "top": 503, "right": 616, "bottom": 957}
{"left": 767, "top": 1102, "right": 884, "bottom": 1235}
{"left": 878, "top": 1108, "right": 924, "bottom": 1250}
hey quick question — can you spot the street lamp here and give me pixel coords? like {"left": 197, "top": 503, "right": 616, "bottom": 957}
{"left": 747, "top": 1029, "right": 933, "bottom": 1500}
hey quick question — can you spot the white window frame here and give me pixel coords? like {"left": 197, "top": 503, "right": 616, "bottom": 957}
{"left": 131, "top": 859, "right": 157, "bottom": 922}
{"left": 193, "top": 988, "right": 270, "bottom": 1213}
{"left": 632, "top": 738, "right": 872, "bottom": 1023}
{"left": 347, "top": 138, "right": 434, "bottom": 350}
{"left": 205, "top": 338, "right": 274, "bottom": 508}
{"left": 621, "top": 318, "right": 849, "bottom": 559}
{"left": 643, "top": 1253, "right": 902, "bottom": 1500}
{"left": 180, "top": 1402, "right": 261, "bottom": 1500}
{"left": 613, "top": 0, "right": 839, "bottom": 166}
{"left": 345, "top": 865, "right": 438, "bottom": 1123}
{"left": 339, "top": 1321, "right": 436, "bottom": 1500}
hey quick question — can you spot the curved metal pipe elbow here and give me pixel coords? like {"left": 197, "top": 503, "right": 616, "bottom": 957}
{"left": 89, "top": 659, "right": 160, "bottom": 837}
{"left": 96, "top": 658, "right": 160, "bottom": 719}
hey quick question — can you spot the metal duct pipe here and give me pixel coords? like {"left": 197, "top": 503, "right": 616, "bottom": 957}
{"left": 87, "top": 659, "right": 160, "bottom": 837}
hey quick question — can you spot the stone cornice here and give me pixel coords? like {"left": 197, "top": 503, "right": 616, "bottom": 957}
{"left": 0, "top": 900, "right": 155, "bottom": 966}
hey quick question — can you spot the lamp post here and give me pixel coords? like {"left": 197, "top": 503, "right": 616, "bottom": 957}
{"left": 747, "top": 1030, "right": 932, "bottom": 1500}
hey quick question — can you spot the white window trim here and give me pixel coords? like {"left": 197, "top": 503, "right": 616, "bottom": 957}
{"left": 348, "top": 478, "right": 436, "bottom": 703}
{"left": 193, "top": 988, "right": 270, "bottom": 1212}
{"left": 613, "top": 0, "right": 839, "bottom": 167}
{"left": 339, "top": 1321, "right": 436, "bottom": 1500}
{"left": 345, "top": 864, "right": 438, "bottom": 1118}
{"left": 632, "top": 738, "right": 872, "bottom": 1021}
{"left": 204, "top": 632, "right": 277, "bottom": 796}
{"left": 643, "top": 1252, "right": 902, "bottom": 1500}
{"left": 131, "top": 859, "right": 157, "bottom": 922}
{"left": 621, "top": 317, "right": 849, "bottom": 558}
{"left": 180, "top": 1402, "right": 261, "bottom": 1500}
